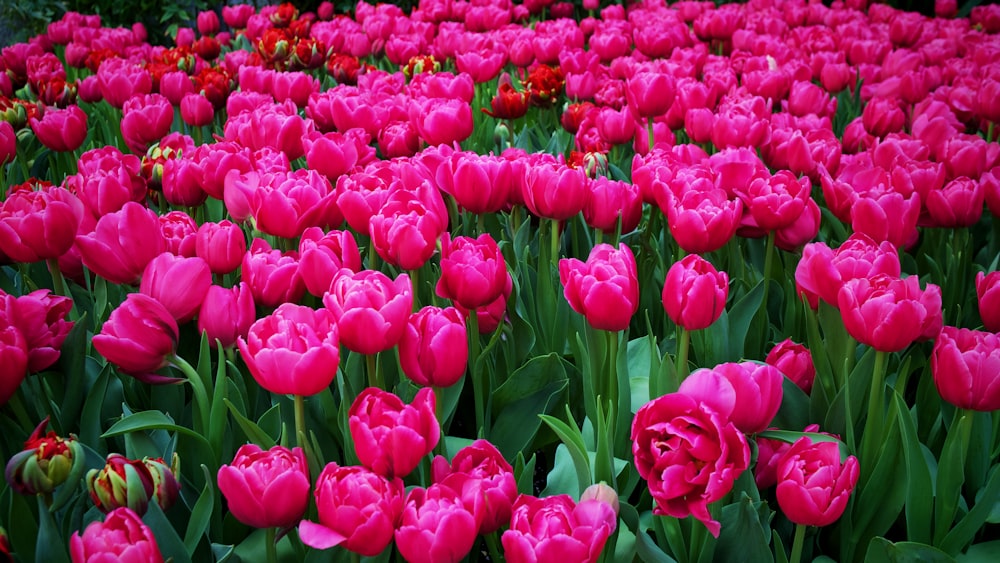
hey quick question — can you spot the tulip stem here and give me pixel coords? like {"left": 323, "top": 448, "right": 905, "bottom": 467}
{"left": 789, "top": 523, "right": 807, "bottom": 563}
{"left": 169, "top": 354, "right": 212, "bottom": 439}
{"left": 468, "top": 312, "right": 485, "bottom": 435}
{"left": 266, "top": 526, "right": 277, "bottom": 563}
{"left": 675, "top": 326, "right": 690, "bottom": 382}
{"left": 351, "top": 552, "right": 361, "bottom": 563}
{"left": 366, "top": 353, "right": 382, "bottom": 390}
{"left": 860, "top": 350, "right": 889, "bottom": 480}
{"left": 485, "top": 531, "right": 505, "bottom": 563}
{"left": 760, "top": 229, "right": 776, "bottom": 321}
{"left": 45, "top": 258, "right": 74, "bottom": 314}
{"left": 647, "top": 117, "right": 655, "bottom": 153}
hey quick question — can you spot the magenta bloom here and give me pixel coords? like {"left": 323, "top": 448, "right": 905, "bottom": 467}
{"left": 65, "top": 146, "right": 146, "bottom": 219}
{"left": 931, "top": 326, "right": 1000, "bottom": 411}
{"left": 237, "top": 303, "right": 339, "bottom": 396}
{"left": 838, "top": 274, "right": 943, "bottom": 353}
{"left": 3, "top": 289, "right": 74, "bottom": 373}
{"left": 559, "top": 243, "right": 639, "bottom": 332}
{"left": 240, "top": 238, "right": 305, "bottom": 309}
{"left": 631, "top": 392, "right": 750, "bottom": 537}
{"left": 662, "top": 254, "right": 728, "bottom": 331}
{"left": 92, "top": 294, "right": 178, "bottom": 383}
{"left": 395, "top": 483, "right": 479, "bottom": 563}
{"left": 298, "top": 227, "right": 362, "bottom": 297}
{"left": 195, "top": 220, "right": 246, "bottom": 276}
{"left": 0, "top": 185, "right": 83, "bottom": 263}
{"left": 522, "top": 161, "right": 589, "bottom": 221}
{"left": 663, "top": 188, "right": 743, "bottom": 255}
{"left": 409, "top": 97, "right": 474, "bottom": 146}
{"left": 299, "top": 463, "right": 405, "bottom": 556}
{"left": 502, "top": 493, "right": 618, "bottom": 563}
{"left": 795, "top": 234, "right": 901, "bottom": 310}
{"left": 349, "top": 387, "right": 439, "bottom": 479}
{"left": 70, "top": 507, "right": 163, "bottom": 563}
{"left": 120, "top": 94, "right": 173, "bottom": 156}
{"left": 198, "top": 283, "right": 256, "bottom": 350}
{"left": 680, "top": 362, "right": 784, "bottom": 435}
{"left": 776, "top": 438, "right": 860, "bottom": 527}
{"left": 431, "top": 439, "right": 518, "bottom": 535}
{"left": 76, "top": 202, "right": 167, "bottom": 285}
{"left": 139, "top": 253, "right": 212, "bottom": 324}
{"left": 217, "top": 444, "right": 310, "bottom": 529}
{"left": 765, "top": 339, "right": 816, "bottom": 395}
{"left": 437, "top": 233, "right": 509, "bottom": 311}
{"left": 977, "top": 271, "right": 1000, "bottom": 332}
{"left": 399, "top": 306, "right": 468, "bottom": 388}
{"left": 323, "top": 269, "right": 412, "bottom": 355}
{"left": 368, "top": 188, "right": 447, "bottom": 271}
{"left": 29, "top": 105, "right": 87, "bottom": 152}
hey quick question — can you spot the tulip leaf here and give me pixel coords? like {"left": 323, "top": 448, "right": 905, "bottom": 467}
{"left": 491, "top": 353, "right": 568, "bottom": 458}
{"left": 102, "top": 410, "right": 215, "bottom": 456}
{"left": 183, "top": 465, "right": 215, "bottom": 555}
{"left": 514, "top": 451, "right": 538, "bottom": 496}
{"left": 770, "top": 376, "right": 811, "bottom": 432}
{"left": 539, "top": 412, "right": 591, "bottom": 497}
{"left": 211, "top": 544, "right": 236, "bottom": 563}
{"left": 57, "top": 311, "right": 91, "bottom": 427}
{"left": 725, "top": 278, "right": 765, "bottom": 362}
{"left": 894, "top": 392, "right": 934, "bottom": 545}
{"left": 80, "top": 362, "right": 114, "bottom": 452}
{"left": 850, "top": 415, "right": 906, "bottom": 556}
{"left": 956, "top": 540, "right": 1000, "bottom": 562}
{"left": 940, "top": 466, "right": 1000, "bottom": 555}
{"left": 863, "top": 537, "right": 956, "bottom": 563}
{"left": 635, "top": 527, "right": 680, "bottom": 563}
{"left": 224, "top": 399, "right": 277, "bottom": 449}
{"left": 144, "top": 501, "right": 193, "bottom": 563}
{"left": 35, "top": 495, "right": 70, "bottom": 563}
{"left": 715, "top": 492, "right": 774, "bottom": 563}
{"left": 935, "top": 412, "right": 974, "bottom": 546}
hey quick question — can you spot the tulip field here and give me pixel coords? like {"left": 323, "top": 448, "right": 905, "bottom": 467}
{"left": 3, "top": 0, "right": 1000, "bottom": 561}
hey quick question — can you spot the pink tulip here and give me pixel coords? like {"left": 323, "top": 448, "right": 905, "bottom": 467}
{"left": 299, "top": 463, "right": 405, "bottom": 556}
{"left": 776, "top": 438, "right": 860, "bottom": 527}
{"left": 217, "top": 444, "right": 310, "bottom": 529}
{"left": 583, "top": 176, "right": 642, "bottom": 235}
{"left": 196, "top": 10, "right": 220, "bottom": 35}
{"left": 3, "top": 289, "right": 74, "bottom": 373}
{"left": 223, "top": 101, "right": 313, "bottom": 161}
{"left": 322, "top": 269, "right": 412, "bottom": 355}
{"left": 298, "top": 227, "right": 362, "bottom": 297}
{"left": 559, "top": 243, "right": 639, "bottom": 332}
{"left": 838, "top": 274, "right": 943, "bottom": 353}
{"left": 65, "top": 146, "right": 146, "bottom": 219}
{"left": 76, "top": 202, "right": 167, "bottom": 285}
{"left": 236, "top": 169, "right": 340, "bottom": 240}
{"left": 766, "top": 339, "right": 816, "bottom": 395}
{"left": 349, "top": 387, "right": 439, "bottom": 479}
{"left": 399, "top": 306, "right": 468, "bottom": 388}
{"left": 409, "top": 97, "right": 473, "bottom": 147}
{"left": 238, "top": 303, "right": 339, "bottom": 396}
{"left": 0, "top": 313, "right": 28, "bottom": 406}
{"left": 931, "top": 326, "right": 1000, "bottom": 411}
{"left": 436, "top": 152, "right": 513, "bottom": 215}
{"left": 139, "top": 253, "right": 212, "bottom": 324}
{"left": 431, "top": 439, "right": 518, "bottom": 535}
{"left": 849, "top": 189, "right": 920, "bottom": 251}
{"left": 395, "top": 483, "right": 479, "bottom": 563}
{"left": 662, "top": 254, "right": 728, "bottom": 331}
{"left": 158, "top": 211, "right": 198, "bottom": 258}
{"left": 523, "top": 161, "right": 589, "bottom": 221}
{"left": 92, "top": 294, "right": 178, "bottom": 383}
{"left": 680, "top": 362, "right": 784, "bottom": 435}
{"left": 180, "top": 93, "right": 214, "bottom": 128}
{"left": 1, "top": 121, "right": 16, "bottom": 165}
{"left": 924, "top": 177, "right": 985, "bottom": 229}
{"left": 303, "top": 130, "right": 363, "bottom": 182}
{"left": 795, "top": 234, "right": 901, "bottom": 310}
{"left": 240, "top": 238, "right": 306, "bottom": 309}
{"left": 502, "top": 493, "right": 618, "bottom": 563}
{"left": 368, "top": 188, "right": 446, "bottom": 271}
{"left": 197, "top": 283, "right": 255, "bottom": 350}
{"left": 70, "top": 507, "right": 163, "bottom": 563}
{"left": 976, "top": 271, "right": 1000, "bottom": 332}
{"left": 436, "top": 233, "right": 508, "bottom": 311}
{"left": 662, "top": 188, "right": 743, "bottom": 255}
{"left": 28, "top": 105, "right": 87, "bottom": 152}
{"left": 120, "top": 94, "right": 173, "bottom": 156}
{"left": 746, "top": 170, "right": 812, "bottom": 232}
{"left": 0, "top": 185, "right": 82, "bottom": 263}
{"left": 755, "top": 424, "right": 823, "bottom": 490}
{"left": 195, "top": 220, "right": 246, "bottom": 275}
{"left": 626, "top": 71, "right": 675, "bottom": 119}
{"left": 191, "top": 142, "right": 255, "bottom": 201}
{"left": 96, "top": 58, "right": 152, "bottom": 109}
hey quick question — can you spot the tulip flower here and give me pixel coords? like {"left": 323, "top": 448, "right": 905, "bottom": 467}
{"left": 395, "top": 483, "right": 479, "bottom": 563}
{"left": 976, "top": 271, "right": 1000, "bottom": 332}
{"left": 195, "top": 220, "right": 246, "bottom": 276}
{"left": 437, "top": 233, "right": 509, "bottom": 311}
{"left": 746, "top": 171, "right": 813, "bottom": 232}
{"left": 0, "top": 121, "right": 15, "bottom": 165}
{"left": 3, "top": 289, "right": 74, "bottom": 373}
{"left": 662, "top": 188, "right": 743, "bottom": 255}
{"left": 349, "top": 387, "right": 439, "bottom": 479}
{"left": 198, "top": 284, "right": 256, "bottom": 350}
{"left": 399, "top": 306, "right": 468, "bottom": 388}
{"left": 931, "top": 327, "right": 1000, "bottom": 412}
{"left": 5, "top": 416, "right": 84, "bottom": 496}
{"left": 217, "top": 444, "right": 310, "bottom": 529}
{"left": 240, "top": 238, "right": 306, "bottom": 309}
{"left": 70, "top": 507, "right": 164, "bottom": 563}
{"left": 368, "top": 188, "right": 447, "bottom": 271}
{"left": 76, "top": 202, "right": 167, "bottom": 285}
{"left": 662, "top": 254, "right": 729, "bottom": 331}
{"left": 86, "top": 453, "right": 180, "bottom": 516}
{"left": 92, "top": 294, "right": 179, "bottom": 383}
{"left": 632, "top": 392, "right": 750, "bottom": 537}
{"left": 65, "top": 146, "right": 146, "bottom": 219}
{"left": 299, "top": 463, "right": 405, "bottom": 555}
{"left": 96, "top": 58, "right": 152, "bottom": 109}
{"left": 680, "top": 362, "right": 784, "bottom": 435}
{"left": 776, "top": 438, "right": 860, "bottom": 527}
{"left": 159, "top": 211, "right": 198, "bottom": 258}
{"left": 120, "top": 94, "right": 173, "bottom": 156}
{"left": 0, "top": 315, "right": 28, "bottom": 405}
{"left": 766, "top": 339, "right": 816, "bottom": 395}
{"left": 431, "top": 439, "right": 518, "bottom": 535}
{"left": 502, "top": 493, "right": 618, "bottom": 563}
{"left": 522, "top": 161, "right": 589, "bottom": 221}
{"left": 837, "top": 274, "right": 943, "bottom": 353}
{"left": 237, "top": 303, "right": 339, "bottom": 397}
{"left": 0, "top": 185, "right": 82, "bottom": 263}
{"left": 180, "top": 93, "right": 214, "bottom": 127}
{"left": 559, "top": 243, "right": 639, "bottom": 332}
{"left": 583, "top": 176, "right": 642, "bottom": 235}
{"left": 139, "top": 253, "right": 212, "bottom": 324}
{"left": 28, "top": 105, "right": 87, "bottom": 152}
{"left": 298, "top": 227, "right": 362, "bottom": 297}
{"left": 323, "top": 269, "right": 413, "bottom": 356}
{"left": 795, "top": 234, "right": 901, "bottom": 310}
{"left": 438, "top": 152, "right": 514, "bottom": 215}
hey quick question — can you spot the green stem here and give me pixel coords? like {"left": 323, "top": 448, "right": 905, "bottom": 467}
{"left": 46, "top": 258, "right": 69, "bottom": 300}
{"left": 549, "top": 218, "right": 561, "bottom": 269}
{"left": 860, "top": 350, "right": 889, "bottom": 479}
{"left": 760, "top": 229, "right": 776, "bottom": 320}
{"left": 169, "top": 354, "right": 212, "bottom": 439}
{"left": 294, "top": 394, "right": 307, "bottom": 449}
{"left": 676, "top": 326, "right": 690, "bottom": 383}
{"left": 647, "top": 116, "right": 655, "bottom": 153}
{"left": 789, "top": 523, "right": 807, "bottom": 563}
{"left": 606, "top": 330, "right": 619, "bottom": 414}
{"left": 433, "top": 385, "right": 447, "bottom": 457}
{"left": 409, "top": 268, "right": 420, "bottom": 311}
{"left": 468, "top": 312, "right": 484, "bottom": 435}
{"left": 485, "top": 531, "right": 505, "bottom": 563}
{"left": 351, "top": 552, "right": 361, "bottom": 563}
{"left": 366, "top": 353, "right": 381, "bottom": 389}
{"left": 266, "top": 527, "right": 277, "bottom": 563}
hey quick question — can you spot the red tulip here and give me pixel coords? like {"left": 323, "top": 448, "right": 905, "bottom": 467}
{"left": 502, "top": 493, "right": 618, "bottom": 563}
{"left": 299, "top": 463, "right": 404, "bottom": 556}
{"left": 838, "top": 274, "right": 943, "bottom": 353}
{"left": 70, "top": 507, "right": 164, "bottom": 563}
{"left": 662, "top": 254, "right": 728, "bottom": 331}
{"left": 776, "top": 438, "right": 860, "bottom": 527}
{"left": 86, "top": 453, "right": 180, "bottom": 516}
{"left": 217, "top": 444, "right": 310, "bottom": 529}
{"left": 349, "top": 387, "right": 439, "bottom": 479}
{"left": 323, "top": 269, "right": 412, "bottom": 355}
{"left": 92, "top": 294, "right": 178, "bottom": 383}
{"left": 395, "top": 483, "right": 479, "bottom": 563}
{"left": 931, "top": 326, "right": 1000, "bottom": 411}
{"left": 238, "top": 303, "right": 339, "bottom": 396}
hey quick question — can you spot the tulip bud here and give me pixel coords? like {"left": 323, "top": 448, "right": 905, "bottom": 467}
{"left": 581, "top": 482, "right": 620, "bottom": 516}
{"left": 86, "top": 453, "right": 180, "bottom": 516}
{"left": 4, "top": 417, "right": 84, "bottom": 496}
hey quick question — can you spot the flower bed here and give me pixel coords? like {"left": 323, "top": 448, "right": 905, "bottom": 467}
{"left": 2, "top": 0, "right": 1000, "bottom": 561}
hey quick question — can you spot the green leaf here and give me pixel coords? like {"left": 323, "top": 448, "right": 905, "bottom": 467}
{"left": 635, "top": 529, "right": 679, "bottom": 563}
{"left": 539, "top": 411, "right": 591, "bottom": 496}
{"left": 36, "top": 496, "right": 70, "bottom": 563}
{"left": 935, "top": 413, "right": 974, "bottom": 545}
{"left": 770, "top": 376, "right": 811, "bottom": 431}
{"left": 491, "top": 354, "right": 568, "bottom": 457}
{"left": 940, "top": 466, "right": 1000, "bottom": 555}
{"left": 715, "top": 493, "right": 774, "bottom": 563}
{"left": 864, "top": 537, "right": 956, "bottom": 563}
{"left": 894, "top": 393, "right": 933, "bottom": 545}
{"left": 103, "top": 411, "right": 209, "bottom": 445}
{"left": 725, "top": 278, "right": 765, "bottom": 361}
{"left": 183, "top": 465, "right": 215, "bottom": 555}
{"left": 144, "top": 501, "right": 193, "bottom": 563}
{"left": 514, "top": 451, "right": 538, "bottom": 496}
{"left": 224, "top": 399, "right": 277, "bottom": 449}
{"left": 957, "top": 540, "right": 1000, "bottom": 562}
{"left": 80, "top": 363, "right": 113, "bottom": 448}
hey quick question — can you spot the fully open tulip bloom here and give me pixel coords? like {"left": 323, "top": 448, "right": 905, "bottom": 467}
{"left": 299, "top": 463, "right": 405, "bottom": 556}
{"left": 632, "top": 392, "right": 750, "bottom": 537}
{"left": 0, "top": 186, "right": 82, "bottom": 263}
{"left": 395, "top": 483, "right": 479, "bottom": 563}
{"left": 776, "top": 438, "right": 860, "bottom": 527}
{"left": 298, "top": 227, "right": 362, "bottom": 297}
{"left": 399, "top": 306, "right": 468, "bottom": 388}
{"left": 237, "top": 303, "right": 339, "bottom": 396}
{"left": 663, "top": 189, "right": 743, "bottom": 255}
{"left": 431, "top": 439, "right": 518, "bottom": 535}
{"left": 559, "top": 243, "right": 639, "bottom": 332}
{"left": 241, "top": 238, "right": 306, "bottom": 308}
{"left": 795, "top": 234, "right": 901, "bottom": 309}
{"left": 76, "top": 202, "right": 167, "bottom": 285}
{"left": 368, "top": 189, "right": 447, "bottom": 271}
{"left": 349, "top": 387, "right": 439, "bottom": 479}
{"left": 66, "top": 146, "right": 146, "bottom": 219}
{"left": 139, "top": 253, "right": 212, "bottom": 324}
{"left": 70, "top": 507, "right": 163, "bottom": 563}
{"left": 323, "top": 270, "right": 412, "bottom": 355}
{"left": 838, "top": 274, "right": 943, "bottom": 353}
{"left": 92, "top": 294, "right": 178, "bottom": 383}
{"left": 680, "top": 362, "right": 784, "bottom": 435}
{"left": 217, "top": 444, "right": 310, "bottom": 530}
{"left": 662, "top": 254, "right": 728, "bottom": 331}
{"left": 3, "top": 289, "right": 74, "bottom": 373}
{"left": 437, "top": 233, "right": 508, "bottom": 311}
{"left": 931, "top": 327, "right": 1000, "bottom": 411}
{"left": 502, "top": 493, "right": 618, "bottom": 563}
{"left": 976, "top": 271, "right": 1000, "bottom": 332}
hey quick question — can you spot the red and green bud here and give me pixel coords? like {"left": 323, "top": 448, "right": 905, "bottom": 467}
{"left": 4, "top": 417, "right": 85, "bottom": 496}
{"left": 86, "top": 453, "right": 181, "bottom": 516}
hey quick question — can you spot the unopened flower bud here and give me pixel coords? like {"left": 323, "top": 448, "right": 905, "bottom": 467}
{"left": 581, "top": 482, "right": 620, "bottom": 516}
{"left": 87, "top": 453, "right": 181, "bottom": 516}
{"left": 4, "top": 417, "right": 84, "bottom": 496}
